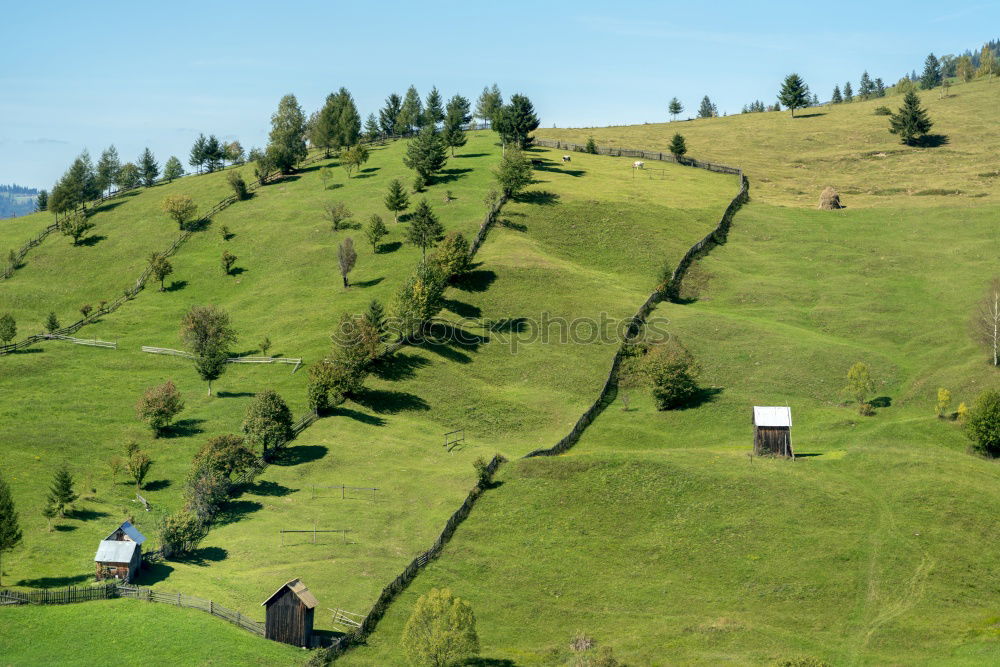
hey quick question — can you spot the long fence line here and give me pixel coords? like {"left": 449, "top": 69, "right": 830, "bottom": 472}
{"left": 524, "top": 141, "right": 749, "bottom": 458}
{"left": 0, "top": 582, "right": 264, "bottom": 635}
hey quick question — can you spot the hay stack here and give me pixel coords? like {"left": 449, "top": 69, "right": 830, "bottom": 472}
{"left": 818, "top": 186, "right": 843, "bottom": 210}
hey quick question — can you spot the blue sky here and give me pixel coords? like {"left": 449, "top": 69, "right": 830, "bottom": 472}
{"left": 2, "top": 0, "right": 996, "bottom": 188}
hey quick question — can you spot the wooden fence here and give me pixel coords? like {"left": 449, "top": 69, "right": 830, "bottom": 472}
{"left": 531, "top": 138, "right": 743, "bottom": 175}
{"left": 523, "top": 143, "right": 748, "bottom": 458}
{"left": 0, "top": 582, "right": 119, "bottom": 605}
{"left": 140, "top": 346, "right": 302, "bottom": 372}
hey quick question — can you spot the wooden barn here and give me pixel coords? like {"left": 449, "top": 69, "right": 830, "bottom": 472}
{"left": 262, "top": 578, "right": 318, "bottom": 647}
{"left": 94, "top": 521, "right": 146, "bottom": 582}
{"left": 753, "top": 406, "right": 794, "bottom": 458}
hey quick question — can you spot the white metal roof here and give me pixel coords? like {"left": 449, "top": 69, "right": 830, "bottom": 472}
{"left": 753, "top": 406, "right": 792, "bottom": 427}
{"left": 94, "top": 539, "right": 138, "bottom": 563}
{"left": 105, "top": 521, "right": 146, "bottom": 545}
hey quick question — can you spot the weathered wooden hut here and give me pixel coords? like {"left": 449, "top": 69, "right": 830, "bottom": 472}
{"left": 94, "top": 521, "right": 146, "bottom": 582}
{"left": 262, "top": 578, "right": 318, "bottom": 647}
{"left": 752, "top": 406, "right": 794, "bottom": 458}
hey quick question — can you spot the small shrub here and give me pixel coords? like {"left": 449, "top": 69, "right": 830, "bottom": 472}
{"left": 219, "top": 225, "right": 231, "bottom": 241}
{"left": 221, "top": 250, "right": 237, "bottom": 275}
{"left": 472, "top": 457, "right": 491, "bottom": 487}
{"left": 45, "top": 312, "right": 60, "bottom": 334}
{"left": 136, "top": 380, "right": 185, "bottom": 435}
{"left": 259, "top": 336, "right": 272, "bottom": 356}
{"left": 645, "top": 340, "right": 700, "bottom": 410}
{"left": 956, "top": 401, "right": 969, "bottom": 423}
{"left": 585, "top": 136, "right": 598, "bottom": 154}
{"left": 965, "top": 389, "right": 1000, "bottom": 457}
{"left": 873, "top": 105, "right": 892, "bottom": 116}
{"left": 936, "top": 388, "right": 951, "bottom": 419}
{"left": 858, "top": 402, "right": 877, "bottom": 416}
{"left": 159, "top": 510, "right": 206, "bottom": 559}
{"left": 227, "top": 171, "right": 249, "bottom": 200}
{"left": 80, "top": 304, "right": 93, "bottom": 319}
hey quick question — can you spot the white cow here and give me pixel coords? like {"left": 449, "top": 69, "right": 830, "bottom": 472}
{"left": 562, "top": 155, "right": 572, "bottom": 162}
{"left": 633, "top": 160, "right": 645, "bottom": 170}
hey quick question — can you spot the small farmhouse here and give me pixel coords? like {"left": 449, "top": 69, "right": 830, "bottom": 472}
{"left": 262, "top": 578, "right": 318, "bottom": 647}
{"left": 94, "top": 521, "right": 146, "bottom": 582}
{"left": 753, "top": 406, "right": 794, "bottom": 458}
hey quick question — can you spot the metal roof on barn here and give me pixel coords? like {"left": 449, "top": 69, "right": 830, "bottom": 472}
{"left": 261, "top": 578, "right": 319, "bottom": 609}
{"left": 753, "top": 406, "right": 792, "bottom": 428}
{"left": 94, "top": 539, "right": 138, "bottom": 563}
{"left": 105, "top": 521, "right": 146, "bottom": 544}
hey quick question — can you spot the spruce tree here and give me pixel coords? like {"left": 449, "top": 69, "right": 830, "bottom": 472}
{"left": 203, "top": 135, "right": 223, "bottom": 172}
{"left": 920, "top": 53, "right": 942, "bottom": 89}
{"left": 406, "top": 199, "right": 445, "bottom": 258}
{"left": 443, "top": 95, "right": 470, "bottom": 156}
{"left": 669, "top": 133, "right": 687, "bottom": 158}
{"left": 777, "top": 73, "right": 810, "bottom": 116}
{"left": 474, "top": 84, "right": 503, "bottom": 127}
{"left": 889, "top": 90, "right": 933, "bottom": 145}
{"left": 189, "top": 134, "right": 208, "bottom": 174}
{"left": 668, "top": 97, "right": 683, "bottom": 120}
{"left": 45, "top": 311, "right": 60, "bottom": 333}
{"left": 403, "top": 125, "right": 448, "bottom": 186}
{"left": 0, "top": 471, "right": 22, "bottom": 586}
{"left": 365, "top": 214, "right": 388, "bottom": 253}
{"left": 364, "top": 113, "right": 380, "bottom": 142}
{"left": 35, "top": 189, "right": 48, "bottom": 212}
{"left": 831, "top": 85, "right": 843, "bottom": 104}
{"left": 874, "top": 78, "right": 886, "bottom": 97}
{"left": 96, "top": 145, "right": 121, "bottom": 196}
{"left": 47, "top": 466, "right": 78, "bottom": 517}
{"left": 332, "top": 87, "right": 361, "bottom": 149}
{"left": 423, "top": 86, "right": 445, "bottom": 127}
{"left": 697, "top": 96, "right": 717, "bottom": 118}
{"left": 364, "top": 299, "right": 388, "bottom": 340}
{"left": 398, "top": 86, "right": 424, "bottom": 136}
{"left": 859, "top": 71, "right": 874, "bottom": 99}
{"left": 138, "top": 148, "right": 159, "bottom": 186}
{"left": 843, "top": 81, "right": 853, "bottom": 102}
{"left": 379, "top": 93, "right": 402, "bottom": 137}
{"left": 492, "top": 94, "right": 539, "bottom": 150}
{"left": 384, "top": 179, "right": 409, "bottom": 222}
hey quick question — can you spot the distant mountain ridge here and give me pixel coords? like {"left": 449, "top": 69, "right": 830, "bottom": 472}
{"left": 0, "top": 183, "right": 39, "bottom": 219}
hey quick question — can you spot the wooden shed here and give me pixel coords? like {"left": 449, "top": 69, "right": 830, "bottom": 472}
{"left": 262, "top": 578, "right": 318, "bottom": 647}
{"left": 94, "top": 521, "right": 146, "bottom": 582}
{"left": 753, "top": 406, "right": 794, "bottom": 458}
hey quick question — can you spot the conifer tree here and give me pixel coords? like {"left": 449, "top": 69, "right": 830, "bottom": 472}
{"left": 266, "top": 94, "right": 308, "bottom": 173}
{"left": 45, "top": 311, "right": 60, "bottom": 333}
{"left": 365, "top": 214, "right": 388, "bottom": 253}
{"left": 35, "top": 189, "right": 48, "bottom": 212}
{"left": 831, "top": 85, "right": 843, "bottom": 104}
{"left": 384, "top": 179, "right": 409, "bottom": 222}
{"left": 0, "top": 471, "right": 22, "bottom": 586}
{"left": 189, "top": 134, "right": 208, "bottom": 173}
{"left": 332, "top": 87, "right": 361, "bottom": 149}
{"left": 379, "top": 93, "right": 402, "bottom": 137}
{"left": 778, "top": 73, "right": 810, "bottom": 116}
{"left": 96, "top": 145, "right": 121, "bottom": 196}
{"left": 406, "top": 199, "right": 445, "bottom": 258}
{"left": 843, "top": 81, "right": 853, "bottom": 102}
{"left": 398, "top": 86, "right": 424, "bottom": 136}
{"left": 443, "top": 94, "right": 471, "bottom": 156}
{"left": 920, "top": 53, "right": 942, "bottom": 89}
{"left": 474, "top": 84, "right": 503, "bottom": 127}
{"left": 669, "top": 133, "right": 687, "bottom": 158}
{"left": 364, "top": 113, "right": 380, "bottom": 142}
{"left": 874, "top": 78, "right": 886, "bottom": 97}
{"left": 163, "top": 156, "right": 184, "bottom": 182}
{"left": 203, "top": 135, "right": 223, "bottom": 172}
{"left": 889, "top": 90, "right": 933, "bottom": 145}
{"left": 364, "top": 299, "right": 388, "bottom": 340}
{"left": 423, "top": 86, "right": 445, "bottom": 127}
{"left": 493, "top": 94, "right": 539, "bottom": 150}
{"left": 859, "top": 71, "right": 874, "bottom": 99}
{"left": 668, "top": 97, "right": 683, "bottom": 120}
{"left": 47, "top": 466, "right": 78, "bottom": 517}
{"left": 697, "top": 96, "right": 717, "bottom": 118}
{"left": 138, "top": 148, "right": 159, "bottom": 186}
{"left": 403, "top": 125, "right": 448, "bottom": 186}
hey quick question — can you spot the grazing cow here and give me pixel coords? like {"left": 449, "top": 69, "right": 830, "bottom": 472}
{"left": 562, "top": 155, "right": 571, "bottom": 162}
{"left": 633, "top": 161, "right": 645, "bottom": 170}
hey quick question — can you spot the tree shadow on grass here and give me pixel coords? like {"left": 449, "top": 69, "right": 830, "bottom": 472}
{"left": 870, "top": 396, "right": 892, "bottom": 408}
{"left": 174, "top": 546, "right": 228, "bottom": 566}
{"left": 435, "top": 168, "right": 473, "bottom": 184}
{"left": 452, "top": 270, "right": 497, "bottom": 293}
{"left": 163, "top": 418, "right": 205, "bottom": 438}
{"left": 423, "top": 321, "right": 489, "bottom": 350}
{"left": 533, "top": 164, "right": 586, "bottom": 177}
{"left": 793, "top": 112, "right": 826, "bottom": 118}
{"left": 67, "top": 508, "right": 110, "bottom": 521}
{"left": 216, "top": 391, "right": 256, "bottom": 398}
{"left": 16, "top": 573, "right": 93, "bottom": 588}
{"left": 912, "top": 134, "right": 948, "bottom": 148}
{"left": 274, "top": 444, "right": 328, "bottom": 466}
{"left": 499, "top": 218, "right": 528, "bottom": 232}
{"left": 443, "top": 297, "right": 481, "bottom": 319}
{"left": 240, "top": 480, "right": 297, "bottom": 497}
{"left": 142, "top": 479, "right": 171, "bottom": 492}
{"left": 165, "top": 280, "right": 188, "bottom": 292}
{"left": 516, "top": 190, "right": 560, "bottom": 206}
{"left": 352, "top": 388, "right": 430, "bottom": 414}
{"left": 458, "top": 152, "right": 489, "bottom": 158}
{"left": 672, "top": 386, "right": 723, "bottom": 410}
{"left": 371, "top": 352, "right": 431, "bottom": 381}
{"left": 228, "top": 267, "right": 247, "bottom": 276}
{"left": 76, "top": 234, "right": 107, "bottom": 247}
{"left": 466, "top": 658, "right": 516, "bottom": 666}
{"left": 94, "top": 199, "right": 128, "bottom": 214}
{"left": 419, "top": 340, "right": 472, "bottom": 364}
{"left": 135, "top": 562, "right": 173, "bottom": 586}
{"left": 216, "top": 500, "right": 263, "bottom": 525}
{"left": 352, "top": 277, "right": 384, "bottom": 288}
{"left": 331, "top": 406, "right": 387, "bottom": 427}
{"left": 53, "top": 524, "right": 78, "bottom": 532}
{"left": 379, "top": 241, "right": 402, "bottom": 254}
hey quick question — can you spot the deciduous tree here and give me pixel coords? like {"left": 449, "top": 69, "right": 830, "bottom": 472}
{"left": 324, "top": 201, "right": 353, "bottom": 231}
{"left": 474, "top": 84, "right": 503, "bottom": 127}
{"left": 161, "top": 194, "right": 198, "bottom": 230}
{"left": 0, "top": 313, "right": 16, "bottom": 345}
{"left": 493, "top": 146, "right": 532, "bottom": 196}
{"left": 402, "top": 588, "right": 479, "bottom": 667}
{"left": 972, "top": 277, "right": 1000, "bottom": 367}
{"left": 221, "top": 250, "right": 237, "bottom": 275}
{"left": 338, "top": 237, "right": 357, "bottom": 288}
{"left": 163, "top": 156, "right": 184, "bottom": 182}
{"left": 645, "top": 341, "right": 700, "bottom": 410}
{"left": 844, "top": 362, "right": 876, "bottom": 414}
{"left": 180, "top": 305, "right": 238, "bottom": 395}
{"left": 965, "top": 390, "right": 1000, "bottom": 457}
{"left": 58, "top": 210, "right": 95, "bottom": 245}
{"left": 136, "top": 380, "right": 184, "bottom": 435}
{"left": 149, "top": 252, "right": 173, "bottom": 291}
{"left": 266, "top": 94, "right": 308, "bottom": 173}
{"left": 241, "top": 389, "right": 293, "bottom": 457}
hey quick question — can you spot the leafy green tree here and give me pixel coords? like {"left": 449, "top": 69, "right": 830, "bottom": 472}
{"left": 158, "top": 510, "right": 205, "bottom": 559}
{"left": 385, "top": 179, "right": 410, "bottom": 222}
{"left": 380, "top": 92, "right": 403, "bottom": 137}
{"left": 180, "top": 305, "right": 238, "bottom": 395}
{"left": 976, "top": 45, "right": 999, "bottom": 79}
{"left": 45, "top": 311, "right": 60, "bottom": 333}
{"left": 324, "top": 201, "right": 353, "bottom": 231}
{"left": 493, "top": 94, "right": 539, "bottom": 150}
{"left": 404, "top": 125, "right": 448, "bottom": 186}
{"left": 267, "top": 94, "right": 308, "bottom": 173}
{"left": 136, "top": 380, "right": 184, "bottom": 435}
{"left": 0, "top": 471, "right": 23, "bottom": 586}
{"left": 225, "top": 141, "right": 245, "bottom": 165}
{"left": 888, "top": 90, "right": 933, "bottom": 145}
{"left": 423, "top": 86, "right": 445, "bottom": 127}
{"left": 96, "top": 145, "right": 121, "bottom": 195}
{"left": 163, "top": 156, "right": 184, "bottom": 182}
{"left": 0, "top": 313, "right": 16, "bottom": 345}
{"left": 972, "top": 277, "right": 1000, "bottom": 367}
{"left": 58, "top": 210, "right": 95, "bottom": 245}
{"left": 46, "top": 466, "right": 78, "bottom": 517}
{"left": 844, "top": 362, "right": 876, "bottom": 414}
{"left": 920, "top": 53, "right": 942, "bottom": 89}
{"left": 668, "top": 97, "right": 683, "bottom": 120}
{"left": 956, "top": 55, "right": 975, "bottom": 82}
{"left": 58, "top": 151, "right": 99, "bottom": 210}
{"left": 406, "top": 199, "right": 445, "bottom": 258}
{"left": 669, "top": 133, "right": 687, "bottom": 158}
{"left": 161, "top": 194, "right": 197, "bottom": 230}
{"left": 117, "top": 162, "right": 140, "bottom": 190}
{"left": 778, "top": 73, "right": 810, "bottom": 116}
{"left": 474, "top": 84, "right": 503, "bottom": 127}
{"left": 966, "top": 390, "right": 1000, "bottom": 457}
{"left": 227, "top": 170, "right": 249, "bottom": 200}
{"left": 149, "top": 252, "right": 173, "bottom": 291}
{"left": 319, "top": 166, "right": 333, "bottom": 190}
{"left": 338, "top": 237, "right": 357, "bottom": 288}
{"left": 189, "top": 133, "right": 208, "bottom": 173}
{"left": 365, "top": 214, "right": 388, "bottom": 253}
{"left": 341, "top": 144, "right": 369, "bottom": 178}
{"left": 221, "top": 250, "right": 237, "bottom": 275}
{"left": 123, "top": 442, "right": 152, "bottom": 491}
{"left": 493, "top": 146, "right": 532, "bottom": 197}
{"left": 936, "top": 388, "right": 952, "bottom": 419}
{"left": 430, "top": 231, "right": 471, "bottom": 277}
{"left": 393, "top": 262, "right": 447, "bottom": 336}
{"left": 138, "top": 148, "right": 160, "bottom": 186}
{"left": 442, "top": 94, "right": 471, "bottom": 156}
{"left": 645, "top": 341, "right": 700, "bottom": 410}
{"left": 192, "top": 434, "right": 256, "bottom": 480}
{"left": 697, "top": 96, "right": 717, "bottom": 118}
{"left": 843, "top": 81, "right": 854, "bottom": 102}
{"left": 402, "top": 588, "right": 479, "bottom": 667}
{"left": 398, "top": 85, "right": 424, "bottom": 135}
{"left": 241, "top": 389, "right": 293, "bottom": 457}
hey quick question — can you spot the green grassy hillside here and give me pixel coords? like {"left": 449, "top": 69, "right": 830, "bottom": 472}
{"left": 341, "top": 79, "right": 1000, "bottom": 665}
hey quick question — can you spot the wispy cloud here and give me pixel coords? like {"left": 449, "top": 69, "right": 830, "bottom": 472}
{"left": 23, "top": 137, "right": 70, "bottom": 145}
